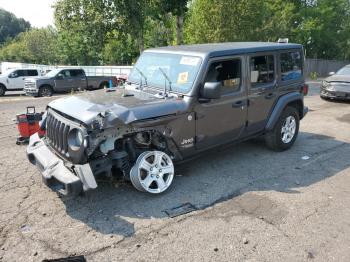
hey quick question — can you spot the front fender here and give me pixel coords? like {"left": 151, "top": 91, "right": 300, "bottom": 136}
{"left": 265, "top": 92, "right": 306, "bottom": 131}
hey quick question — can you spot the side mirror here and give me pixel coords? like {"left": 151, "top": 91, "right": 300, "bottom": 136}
{"left": 9, "top": 73, "right": 17, "bottom": 78}
{"left": 56, "top": 74, "right": 64, "bottom": 79}
{"left": 201, "top": 82, "right": 221, "bottom": 99}
{"left": 329, "top": 72, "right": 335, "bottom": 76}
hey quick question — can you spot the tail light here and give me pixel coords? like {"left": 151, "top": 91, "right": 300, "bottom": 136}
{"left": 302, "top": 84, "right": 309, "bottom": 96}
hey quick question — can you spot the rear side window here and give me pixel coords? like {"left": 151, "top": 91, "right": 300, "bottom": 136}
{"left": 250, "top": 55, "right": 274, "bottom": 86}
{"left": 70, "top": 70, "right": 84, "bottom": 77}
{"left": 205, "top": 59, "right": 241, "bottom": 94}
{"left": 27, "top": 70, "right": 38, "bottom": 76}
{"left": 280, "top": 51, "right": 302, "bottom": 81}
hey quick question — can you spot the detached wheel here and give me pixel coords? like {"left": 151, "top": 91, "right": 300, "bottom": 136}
{"left": 0, "top": 85, "right": 6, "bottom": 96}
{"left": 130, "top": 151, "right": 175, "bottom": 194}
{"left": 265, "top": 106, "right": 300, "bottom": 151}
{"left": 38, "top": 85, "right": 53, "bottom": 97}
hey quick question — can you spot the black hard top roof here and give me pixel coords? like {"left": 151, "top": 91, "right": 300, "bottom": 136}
{"left": 146, "top": 42, "right": 303, "bottom": 58}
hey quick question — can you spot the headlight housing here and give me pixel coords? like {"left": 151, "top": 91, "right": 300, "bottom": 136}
{"left": 68, "top": 128, "right": 84, "bottom": 151}
{"left": 322, "top": 81, "right": 335, "bottom": 91}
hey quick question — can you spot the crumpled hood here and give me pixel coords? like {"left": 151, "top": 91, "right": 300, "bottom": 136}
{"left": 325, "top": 74, "right": 350, "bottom": 83}
{"left": 48, "top": 88, "right": 188, "bottom": 125}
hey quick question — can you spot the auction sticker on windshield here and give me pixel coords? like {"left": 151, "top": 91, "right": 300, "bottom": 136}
{"left": 180, "top": 56, "right": 200, "bottom": 66}
{"left": 177, "top": 72, "right": 189, "bottom": 84}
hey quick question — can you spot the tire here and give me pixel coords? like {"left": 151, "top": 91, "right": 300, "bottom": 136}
{"left": 38, "top": 85, "right": 53, "bottom": 97}
{"left": 0, "top": 85, "right": 6, "bottom": 96}
{"left": 265, "top": 106, "right": 300, "bottom": 152}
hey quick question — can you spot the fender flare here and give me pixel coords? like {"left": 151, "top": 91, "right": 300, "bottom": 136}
{"left": 265, "top": 92, "right": 305, "bottom": 131}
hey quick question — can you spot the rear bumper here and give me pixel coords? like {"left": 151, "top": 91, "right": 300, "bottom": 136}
{"left": 26, "top": 133, "right": 97, "bottom": 196}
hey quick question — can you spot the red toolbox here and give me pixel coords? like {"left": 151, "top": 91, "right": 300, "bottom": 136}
{"left": 16, "top": 106, "right": 45, "bottom": 144}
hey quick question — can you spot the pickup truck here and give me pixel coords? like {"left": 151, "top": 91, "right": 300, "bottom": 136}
{"left": 27, "top": 42, "right": 308, "bottom": 196}
{"left": 0, "top": 68, "right": 40, "bottom": 96}
{"left": 24, "top": 68, "right": 117, "bottom": 97}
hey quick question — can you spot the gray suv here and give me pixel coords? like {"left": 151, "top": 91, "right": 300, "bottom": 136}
{"left": 27, "top": 42, "right": 308, "bottom": 196}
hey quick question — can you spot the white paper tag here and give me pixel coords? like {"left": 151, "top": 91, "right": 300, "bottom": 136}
{"left": 180, "top": 56, "right": 200, "bottom": 66}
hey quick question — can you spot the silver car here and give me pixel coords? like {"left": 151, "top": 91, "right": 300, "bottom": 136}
{"left": 321, "top": 65, "right": 350, "bottom": 100}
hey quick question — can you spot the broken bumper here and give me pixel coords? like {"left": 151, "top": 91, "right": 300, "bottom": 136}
{"left": 26, "top": 133, "right": 97, "bottom": 196}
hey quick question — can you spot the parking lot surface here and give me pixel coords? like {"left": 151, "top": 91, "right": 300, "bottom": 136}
{"left": 1, "top": 83, "right": 350, "bottom": 261}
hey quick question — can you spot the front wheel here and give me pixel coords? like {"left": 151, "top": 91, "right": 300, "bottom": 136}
{"left": 38, "top": 85, "right": 53, "bottom": 97}
{"left": 130, "top": 151, "right": 175, "bottom": 194}
{"left": 265, "top": 106, "right": 300, "bottom": 151}
{"left": 0, "top": 85, "right": 6, "bottom": 96}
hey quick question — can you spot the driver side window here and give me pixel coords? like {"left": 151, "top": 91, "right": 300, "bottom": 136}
{"left": 205, "top": 59, "right": 241, "bottom": 94}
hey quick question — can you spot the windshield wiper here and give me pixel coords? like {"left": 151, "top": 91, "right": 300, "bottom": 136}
{"left": 134, "top": 67, "right": 148, "bottom": 90}
{"left": 158, "top": 67, "right": 172, "bottom": 98}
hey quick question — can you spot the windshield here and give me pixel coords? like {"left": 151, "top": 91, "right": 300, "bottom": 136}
{"left": 128, "top": 52, "right": 202, "bottom": 94}
{"left": 45, "top": 69, "right": 61, "bottom": 77}
{"left": 336, "top": 66, "right": 350, "bottom": 75}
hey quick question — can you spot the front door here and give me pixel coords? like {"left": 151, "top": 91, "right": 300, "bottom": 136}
{"left": 247, "top": 53, "right": 278, "bottom": 133}
{"left": 195, "top": 57, "right": 247, "bottom": 150}
{"left": 54, "top": 70, "right": 74, "bottom": 91}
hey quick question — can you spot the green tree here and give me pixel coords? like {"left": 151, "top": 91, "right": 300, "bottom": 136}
{"left": 0, "top": 27, "right": 60, "bottom": 64}
{"left": 0, "top": 8, "right": 31, "bottom": 44}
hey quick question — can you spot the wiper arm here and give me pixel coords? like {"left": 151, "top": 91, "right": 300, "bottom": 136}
{"left": 158, "top": 67, "right": 172, "bottom": 98}
{"left": 134, "top": 67, "right": 147, "bottom": 89}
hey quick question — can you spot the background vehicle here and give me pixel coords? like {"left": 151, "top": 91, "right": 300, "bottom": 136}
{"left": 27, "top": 42, "right": 308, "bottom": 196}
{"left": 0, "top": 68, "right": 40, "bottom": 96}
{"left": 24, "top": 68, "right": 117, "bottom": 97}
{"left": 321, "top": 65, "right": 350, "bottom": 100}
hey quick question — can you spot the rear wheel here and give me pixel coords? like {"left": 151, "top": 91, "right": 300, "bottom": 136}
{"left": 0, "top": 85, "right": 6, "bottom": 96}
{"left": 265, "top": 106, "right": 300, "bottom": 151}
{"left": 38, "top": 85, "right": 53, "bottom": 97}
{"left": 130, "top": 151, "right": 175, "bottom": 194}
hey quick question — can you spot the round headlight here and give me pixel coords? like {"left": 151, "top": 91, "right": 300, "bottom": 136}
{"left": 68, "top": 128, "right": 84, "bottom": 151}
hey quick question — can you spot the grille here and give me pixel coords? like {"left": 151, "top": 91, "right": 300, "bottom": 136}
{"left": 46, "top": 110, "right": 72, "bottom": 158}
{"left": 24, "top": 80, "right": 36, "bottom": 89}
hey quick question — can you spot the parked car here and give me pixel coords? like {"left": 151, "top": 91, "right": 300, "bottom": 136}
{"left": 320, "top": 65, "right": 350, "bottom": 100}
{"left": 27, "top": 42, "right": 308, "bottom": 196}
{"left": 24, "top": 68, "right": 117, "bottom": 97}
{"left": 0, "top": 68, "right": 40, "bottom": 96}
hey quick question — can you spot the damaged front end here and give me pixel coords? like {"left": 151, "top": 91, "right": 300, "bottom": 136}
{"left": 27, "top": 91, "right": 185, "bottom": 196}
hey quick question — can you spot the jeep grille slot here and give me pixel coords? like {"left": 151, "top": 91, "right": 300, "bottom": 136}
{"left": 46, "top": 112, "right": 71, "bottom": 157}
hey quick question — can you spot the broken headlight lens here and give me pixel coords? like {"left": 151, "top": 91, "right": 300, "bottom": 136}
{"left": 68, "top": 128, "right": 84, "bottom": 151}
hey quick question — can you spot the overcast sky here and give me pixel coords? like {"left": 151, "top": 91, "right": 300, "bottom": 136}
{"left": 0, "top": 0, "right": 56, "bottom": 28}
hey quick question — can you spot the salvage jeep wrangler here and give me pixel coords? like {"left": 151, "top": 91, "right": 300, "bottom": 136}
{"left": 27, "top": 42, "right": 308, "bottom": 196}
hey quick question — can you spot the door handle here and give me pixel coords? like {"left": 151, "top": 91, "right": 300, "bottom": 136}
{"left": 265, "top": 93, "right": 275, "bottom": 99}
{"left": 232, "top": 100, "right": 246, "bottom": 108}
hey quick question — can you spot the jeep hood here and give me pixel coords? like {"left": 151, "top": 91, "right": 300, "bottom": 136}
{"left": 48, "top": 88, "right": 187, "bottom": 125}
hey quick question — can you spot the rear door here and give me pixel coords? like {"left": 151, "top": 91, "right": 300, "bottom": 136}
{"left": 195, "top": 56, "right": 248, "bottom": 150}
{"left": 246, "top": 52, "right": 277, "bottom": 133}
{"left": 70, "top": 69, "right": 87, "bottom": 90}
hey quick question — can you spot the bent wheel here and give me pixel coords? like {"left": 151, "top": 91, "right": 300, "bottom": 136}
{"left": 130, "top": 151, "right": 174, "bottom": 194}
